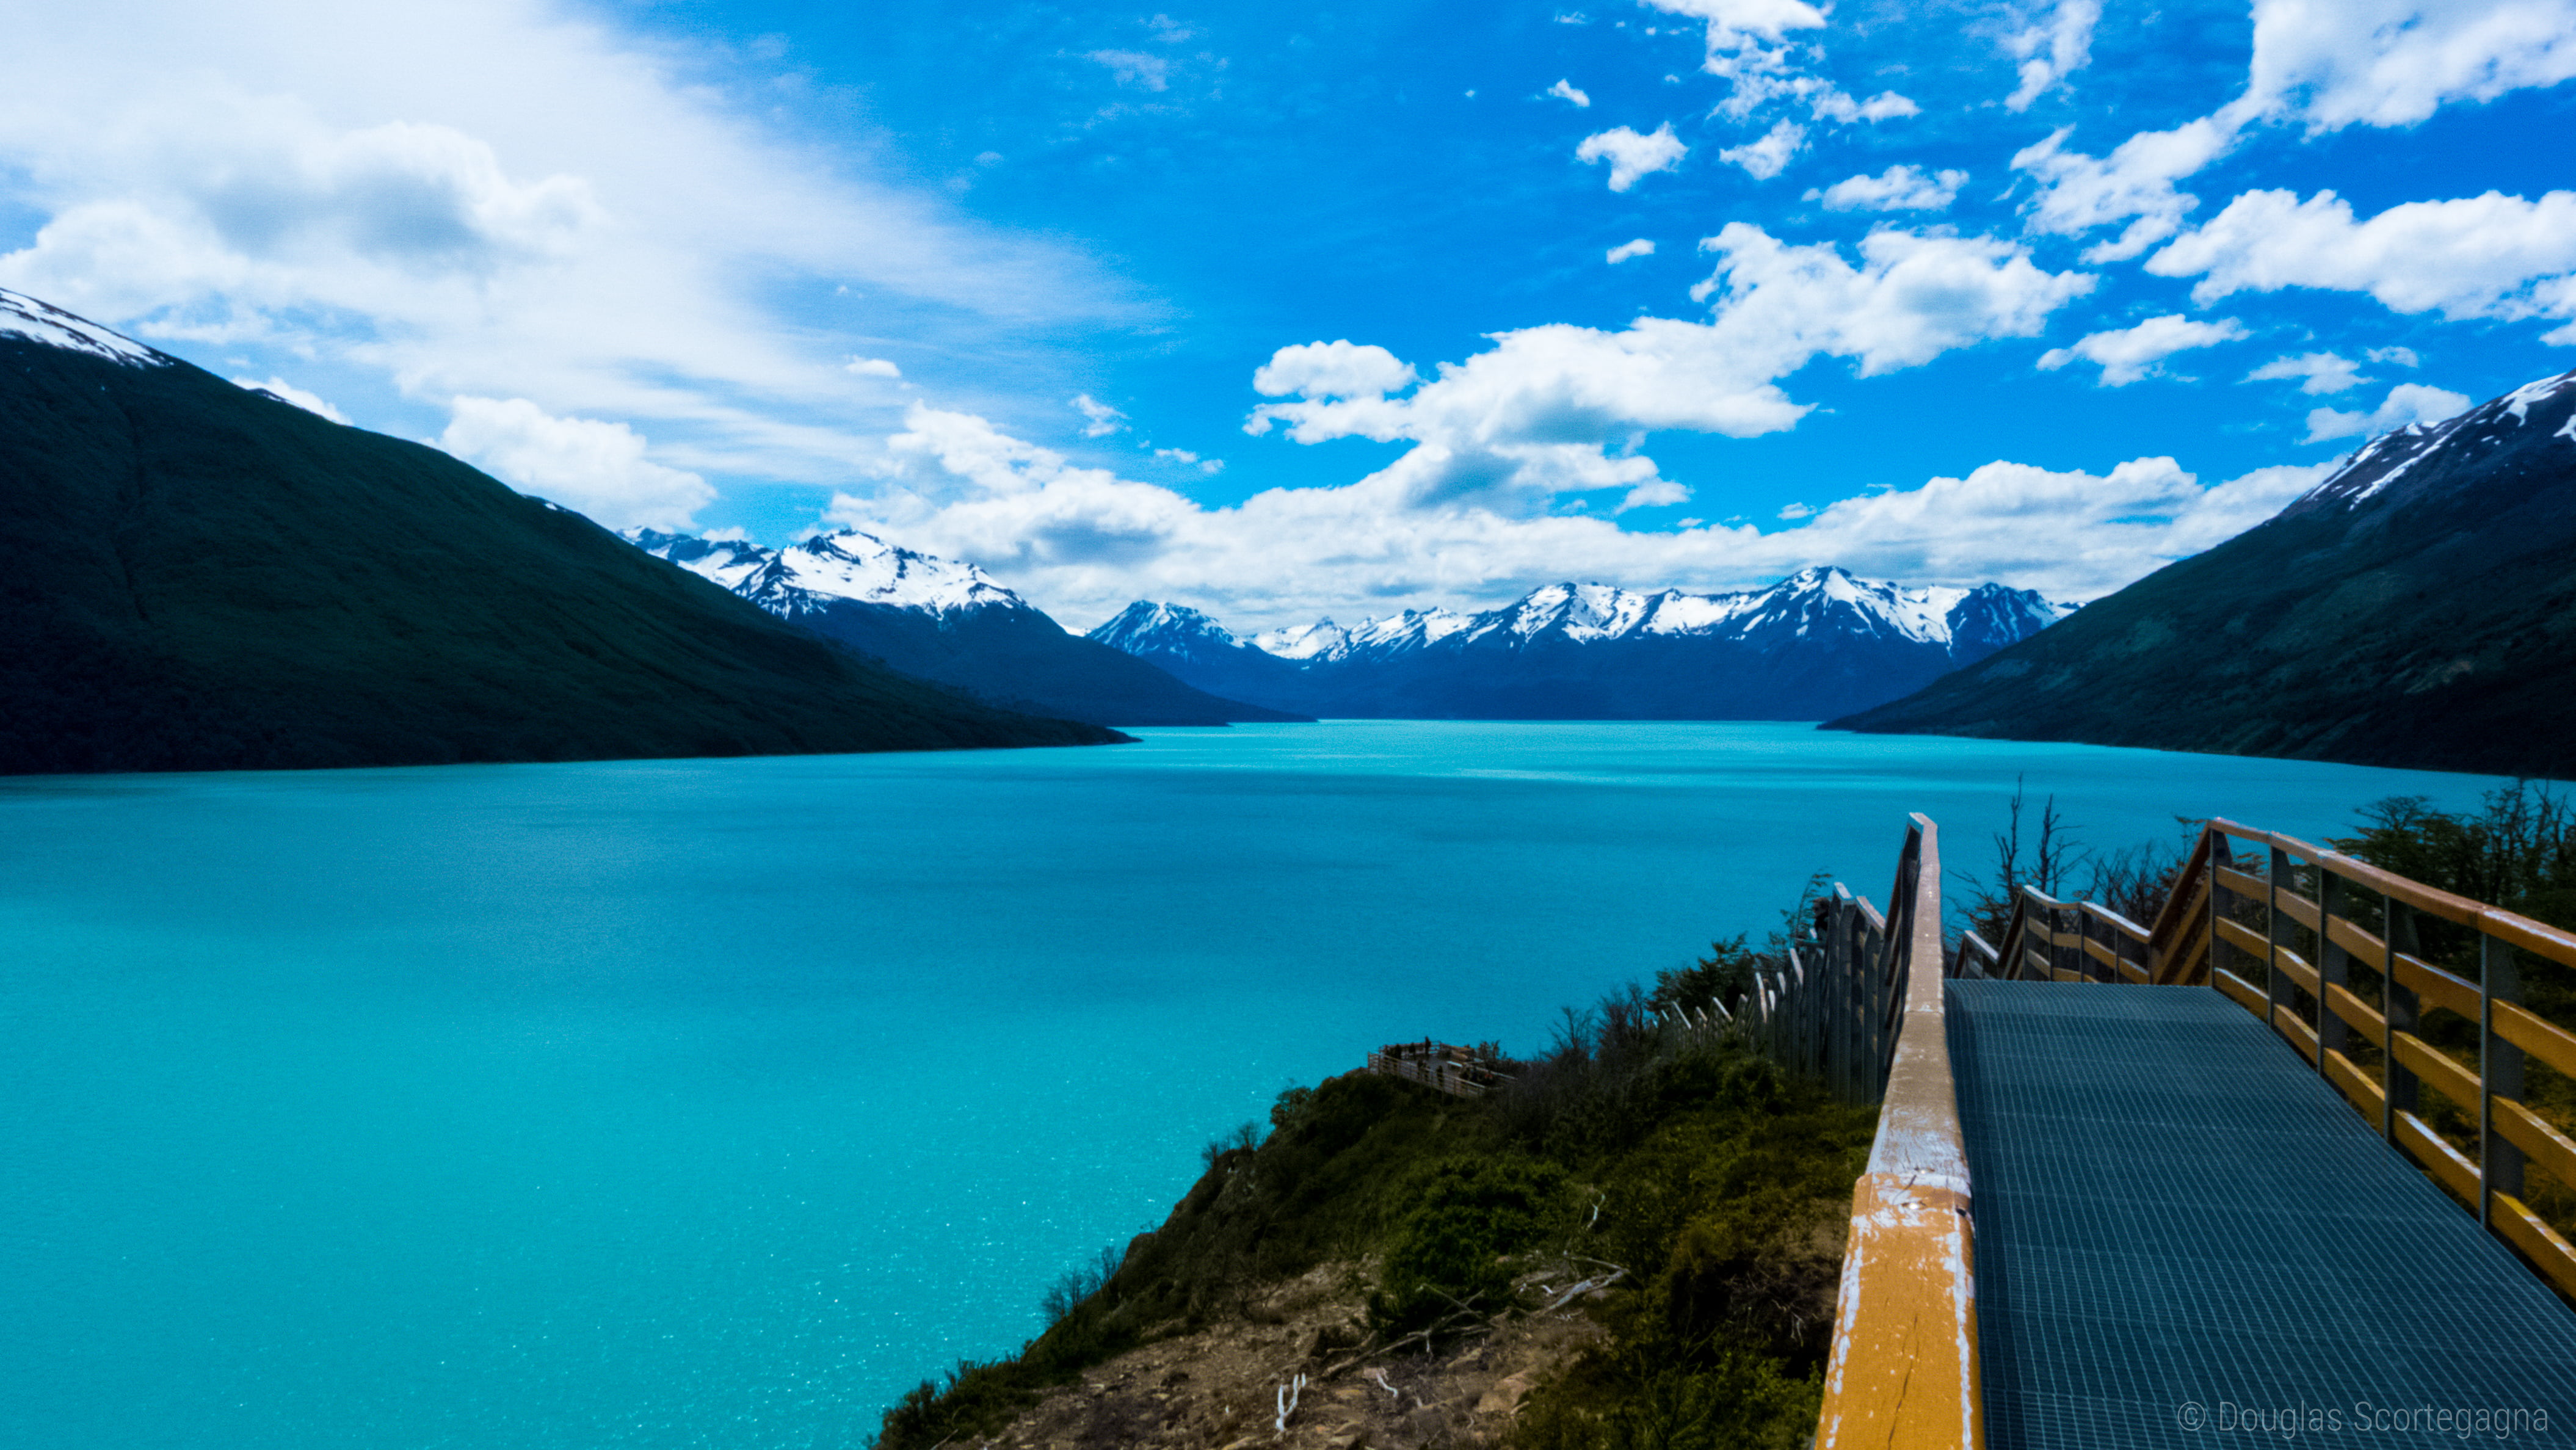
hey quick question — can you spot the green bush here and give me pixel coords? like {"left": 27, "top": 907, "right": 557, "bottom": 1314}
{"left": 1368, "top": 1155, "right": 1567, "bottom": 1338}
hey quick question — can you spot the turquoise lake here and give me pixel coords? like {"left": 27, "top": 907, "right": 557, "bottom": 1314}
{"left": 0, "top": 722, "right": 2521, "bottom": 1448}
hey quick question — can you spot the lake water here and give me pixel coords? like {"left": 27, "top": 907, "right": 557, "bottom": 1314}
{"left": 0, "top": 722, "right": 2519, "bottom": 1448}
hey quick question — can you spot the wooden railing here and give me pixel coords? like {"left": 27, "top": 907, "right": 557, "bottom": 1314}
{"left": 1810, "top": 815, "right": 1985, "bottom": 1450}
{"left": 1985, "top": 817, "right": 2576, "bottom": 1301}
{"left": 1365, "top": 1040, "right": 1509, "bottom": 1098}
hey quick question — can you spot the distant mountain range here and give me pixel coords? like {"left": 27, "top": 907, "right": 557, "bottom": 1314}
{"left": 625, "top": 529, "right": 1302, "bottom": 727}
{"left": 1089, "top": 569, "right": 2073, "bottom": 720}
{"left": 0, "top": 288, "right": 1120, "bottom": 774}
{"left": 1832, "top": 368, "right": 2576, "bottom": 778}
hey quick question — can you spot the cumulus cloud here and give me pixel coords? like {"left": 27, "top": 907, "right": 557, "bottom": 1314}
{"left": 1810, "top": 165, "right": 1966, "bottom": 211}
{"left": 2013, "top": 1, "right": 2576, "bottom": 259}
{"left": 1810, "top": 89, "right": 1920, "bottom": 123}
{"left": 2244, "top": 352, "right": 2366, "bottom": 394}
{"left": 1243, "top": 226, "right": 2090, "bottom": 512}
{"left": 1608, "top": 238, "right": 1657, "bottom": 264}
{"left": 2001, "top": 0, "right": 2102, "bottom": 110}
{"left": 234, "top": 375, "right": 349, "bottom": 423}
{"left": 2037, "top": 314, "right": 2251, "bottom": 385}
{"left": 846, "top": 356, "right": 902, "bottom": 379}
{"left": 0, "top": 0, "right": 1123, "bottom": 504}
{"left": 2302, "top": 382, "right": 2473, "bottom": 443}
{"left": 1251, "top": 340, "right": 1418, "bottom": 401}
{"left": 1547, "top": 79, "right": 1592, "bottom": 107}
{"left": 439, "top": 394, "right": 713, "bottom": 531}
{"left": 1576, "top": 125, "right": 1688, "bottom": 190}
{"left": 2147, "top": 188, "right": 2576, "bottom": 338}
{"left": 2368, "top": 345, "right": 2422, "bottom": 368}
{"left": 1073, "top": 393, "right": 1128, "bottom": 437}
{"left": 827, "top": 405, "right": 2329, "bottom": 627}
{"left": 1642, "top": 0, "right": 1827, "bottom": 117}
{"left": 1717, "top": 120, "right": 1805, "bottom": 179}
{"left": 2244, "top": 0, "right": 2576, "bottom": 129}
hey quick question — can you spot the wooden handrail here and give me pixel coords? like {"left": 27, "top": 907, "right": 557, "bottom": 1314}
{"left": 1820, "top": 814, "right": 1983, "bottom": 1450}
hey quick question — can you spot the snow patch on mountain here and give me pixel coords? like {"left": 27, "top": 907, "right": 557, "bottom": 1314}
{"left": 2298, "top": 367, "right": 2576, "bottom": 511}
{"left": 0, "top": 288, "right": 167, "bottom": 368}
{"left": 626, "top": 527, "right": 1026, "bottom": 617}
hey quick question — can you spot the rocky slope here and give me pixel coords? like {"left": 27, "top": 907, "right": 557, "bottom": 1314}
{"left": 1830, "top": 369, "right": 2576, "bottom": 778}
{"left": 0, "top": 287, "right": 1119, "bottom": 774}
{"left": 629, "top": 530, "right": 1303, "bottom": 727}
{"left": 1090, "top": 570, "right": 2070, "bottom": 720}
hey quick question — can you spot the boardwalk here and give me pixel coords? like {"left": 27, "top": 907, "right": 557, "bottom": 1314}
{"left": 1952, "top": 981, "right": 2576, "bottom": 1448}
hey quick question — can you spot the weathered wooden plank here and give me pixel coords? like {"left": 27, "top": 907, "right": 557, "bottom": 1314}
{"left": 2115, "top": 959, "right": 2152, "bottom": 984}
{"left": 2217, "top": 865, "right": 2269, "bottom": 900}
{"left": 2271, "top": 947, "right": 2321, "bottom": 998}
{"left": 2082, "top": 937, "right": 2119, "bottom": 972}
{"left": 2491, "top": 1096, "right": 2576, "bottom": 1196}
{"left": 2274, "top": 1003, "right": 2321, "bottom": 1058}
{"left": 2216, "top": 916, "right": 2269, "bottom": 960}
{"left": 2393, "top": 956, "right": 2482, "bottom": 1022}
{"left": 2214, "top": 968, "right": 2266, "bottom": 1016}
{"left": 2391, "top": 1030, "right": 2481, "bottom": 1109}
{"left": 2493, "top": 999, "right": 2576, "bottom": 1081}
{"left": 2396, "top": 1110, "right": 2481, "bottom": 1205}
{"left": 2273, "top": 889, "right": 2323, "bottom": 933}
{"left": 2491, "top": 1192, "right": 2576, "bottom": 1302}
{"left": 2478, "top": 909, "right": 2576, "bottom": 972}
{"left": 2324, "top": 981, "right": 2387, "bottom": 1045}
{"left": 2324, "top": 1049, "right": 2386, "bottom": 1122}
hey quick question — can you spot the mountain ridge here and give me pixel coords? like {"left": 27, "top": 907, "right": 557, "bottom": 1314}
{"left": 0, "top": 286, "right": 1121, "bottom": 774}
{"left": 1827, "top": 367, "right": 2576, "bottom": 778}
{"left": 626, "top": 528, "right": 1305, "bottom": 727}
{"left": 1090, "top": 568, "right": 2072, "bottom": 720}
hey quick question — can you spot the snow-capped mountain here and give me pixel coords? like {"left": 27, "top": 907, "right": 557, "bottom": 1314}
{"left": 1835, "top": 367, "right": 2576, "bottom": 777}
{"left": 630, "top": 527, "right": 1026, "bottom": 617}
{"left": 1089, "top": 568, "right": 2072, "bottom": 722}
{"left": 0, "top": 287, "right": 170, "bottom": 368}
{"left": 626, "top": 529, "right": 1302, "bottom": 727}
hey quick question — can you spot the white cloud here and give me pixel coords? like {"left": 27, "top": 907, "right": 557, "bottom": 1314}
{"left": 2011, "top": 114, "right": 2246, "bottom": 261}
{"left": 846, "top": 356, "right": 902, "bottom": 379}
{"left": 1073, "top": 393, "right": 1128, "bottom": 437}
{"left": 2147, "top": 189, "right": 2576, "bottom": 338}
{"left": 0, "top": 0, "right": 1125, "bottom": 502}
{"left": 2012, "top": 1, "right": 2576, "bottom": 258}
{"left": 1607, "top": 238, "right": 1658, "bottom": 264}
{"left": 1576, "top": 125, "right": 1688, "bottom": 190}
{"left": 233, "top": 375, "right": 349, "bottom": 423}
{"left": 827, "top": 405, "right": 2329, "bottom": 628}
{"left": 1250, "top": 340, "right": 1418, "bottom": 401}
{"left": 1811, "top": 164, "right": 1966, "bottom": 211}
{"left": 1155, "top": 446, "right": 1223, "bottom": 475}
{"left": 1244, "top": 226, "right": 2090, "bottom": 510}
{"left": 1810, "top": 89, "right": 1919, "bottom": 123}
{"left": 1087, "top": 49, "right": 1172, "bottom": 92}
{"left": 2302, "top": 382, "right": 2473, "bottom": 443}
{"left": 1547, "top": 79, "right": 1592, "bottom": 107}
{"left": 439, "top": 394, "right": 713, "bottom": 531}
{"left": 1717, "top": 120, "right": 1805, "bottom": 179}
{"left": 2036, "top": 313, "right": 2251, "bottom": 385}
{"left": 2001, "top": 0, "right": 2102, "bottom": 111}
{"left": 2244, "top": 352, "right": 2366, "bottom": 394}
{"left": 1642, "top": 0, "right": 1828, "bottom": 118}
{"left": 2368, "top": 345, "right": 2422, "bottom": 368}
{"left": 2244, "top": 0, "right": 2576, "bottom": 129}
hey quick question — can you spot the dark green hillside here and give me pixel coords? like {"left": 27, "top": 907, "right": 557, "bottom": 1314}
{"left": 1829, "top": 369, "right": 2576, "bottom": 780}
{"left": 0, "top": 332, "right": 1119, "bottom": 774}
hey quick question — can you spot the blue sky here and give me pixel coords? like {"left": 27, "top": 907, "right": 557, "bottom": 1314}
{"left": 4, "top": 0, "right": 2574, "bottom": 628}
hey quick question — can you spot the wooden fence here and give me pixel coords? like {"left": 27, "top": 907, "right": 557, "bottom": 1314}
{"left": 1365, "top": 1040, "right": 1509, "bottom": 1098}
{"left": 1978, "top": 817, "right": 2576, "bottom": 1301}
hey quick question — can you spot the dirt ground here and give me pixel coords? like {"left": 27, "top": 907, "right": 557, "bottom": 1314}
{"left": 968, "top": 1260, "right": 1613, "bottom": 1450}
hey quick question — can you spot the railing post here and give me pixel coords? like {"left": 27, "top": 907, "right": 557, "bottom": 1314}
{"left": 2383, "top": 897, "right": 2420, "bottom": 1144}
{"left": 2209, "top": 833, "right": 2234, "bottom": 991}
{"left": 2266, "top": 844, "right": 2294, "bottom": 1037}
{"left": 2481, "top": 929, "right": 2526, "bottom": 1227}
{"left": 2317, "top": 866, "right": 2347, "bottom": 1071}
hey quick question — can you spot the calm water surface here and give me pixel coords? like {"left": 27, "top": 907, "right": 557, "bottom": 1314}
{"left": 0, "top": 722, "right": 2517, "bottom": 1447}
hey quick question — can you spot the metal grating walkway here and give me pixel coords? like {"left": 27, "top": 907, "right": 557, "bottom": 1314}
{"left": 1949, "top": 979, "right": 2576, "bottom": 1449}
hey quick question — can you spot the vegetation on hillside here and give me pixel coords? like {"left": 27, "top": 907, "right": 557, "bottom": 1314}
{"left": 873, "top": 954, "right": 1875, "bottom": 1450}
